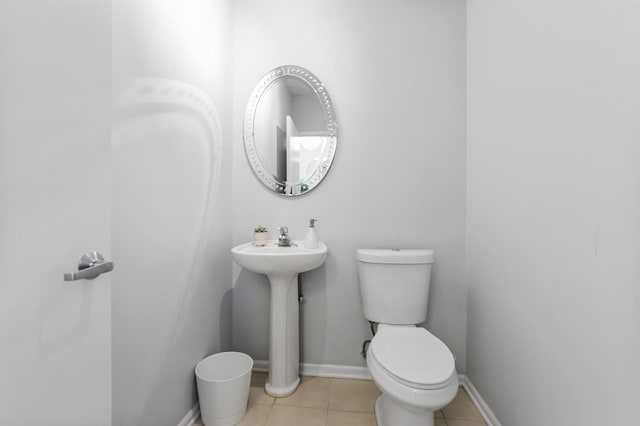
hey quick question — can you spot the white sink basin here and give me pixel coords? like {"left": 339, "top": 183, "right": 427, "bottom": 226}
{"left": 231, "top": 240, "right": 328, "bottom": 397}
{"left": 231, "top": 241, "right": 327, "bottom": 275}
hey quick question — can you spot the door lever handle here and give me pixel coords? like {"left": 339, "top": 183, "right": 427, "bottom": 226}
{"left": 64, "top": 251, "right": 114, "bottom": 281}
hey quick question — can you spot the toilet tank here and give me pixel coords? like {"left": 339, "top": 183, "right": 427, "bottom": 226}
{"left": 356, "top": 249, "right": 435, "bottom": 325}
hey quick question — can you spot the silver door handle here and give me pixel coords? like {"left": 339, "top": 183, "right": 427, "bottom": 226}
{"left": 64, "top": 251, "right": 114, "bottom": 281}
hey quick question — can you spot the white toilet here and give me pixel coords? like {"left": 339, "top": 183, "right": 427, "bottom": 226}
{"left": 357, "top": 248, "right": 458, "bottom": 426}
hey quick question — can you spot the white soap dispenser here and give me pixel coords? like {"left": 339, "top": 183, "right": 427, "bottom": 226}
{"left": 304, "top": 218, "right": 318, "bottom": 249}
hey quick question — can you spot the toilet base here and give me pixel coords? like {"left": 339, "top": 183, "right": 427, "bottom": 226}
{"left": 374, "top": 394, "right": 435, "bottom": 426}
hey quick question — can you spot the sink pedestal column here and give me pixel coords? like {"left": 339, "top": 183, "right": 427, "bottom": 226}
{"left": 264, "top": 273, "right": 300, "bottom": 397}
{"left": 230, "top": 241, "right": 327, "bottom": 397}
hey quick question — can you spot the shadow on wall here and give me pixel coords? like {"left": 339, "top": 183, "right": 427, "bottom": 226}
{"left": 220, "top": 289, "right": 233, "bottom": 352}
{"left": 232, "top": 269, "right": 271, "bottom": 361}
{"left": 299, "top": 266, "right": 328, "bottom": 365}
{"left": 112, "top": 78, "right": 223, "bottom": 425}
{"left": 231, "top": 263, "right": 329, "bottom": 366}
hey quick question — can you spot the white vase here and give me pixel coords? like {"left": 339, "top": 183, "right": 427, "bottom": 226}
{"left": 254, "top": 232, "right": 268, "bottom": 247}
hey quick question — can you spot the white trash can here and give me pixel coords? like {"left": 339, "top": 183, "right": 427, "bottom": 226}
{"left": 195, "top": 352, "right": 253, "bottom": 426}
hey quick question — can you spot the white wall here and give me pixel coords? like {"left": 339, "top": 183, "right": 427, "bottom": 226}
{"left": 111, "top": 0, "right": 233, "bottom": 424}
{"left": 232, "top": 0, "right": 467, "bottom": 371}
{"left": 467, "top": 0, "right": 640, "bottom": 424}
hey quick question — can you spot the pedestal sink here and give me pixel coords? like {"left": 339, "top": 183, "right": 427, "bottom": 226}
{"left": 231, "top": 241, "right": 327, "bottom": 397}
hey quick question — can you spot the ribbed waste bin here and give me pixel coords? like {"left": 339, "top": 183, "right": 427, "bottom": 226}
{"left": 195, "top": 352, "right": 253, "bottom": 426}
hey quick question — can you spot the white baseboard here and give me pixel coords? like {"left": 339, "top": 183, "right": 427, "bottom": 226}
{"left": 252, "top": 359, "right": 269, "bottom": 372}
{"left": 177, "top": 402, "right": 200, "bottom": 426}
{"left": 252, "top": 359, "right": 372, "bottom": 380}
{"left": 459, "top": 374, "right": 501, "bottom": 426}
{"left": 301, "top": 362, "right": 371, "bottom": 380}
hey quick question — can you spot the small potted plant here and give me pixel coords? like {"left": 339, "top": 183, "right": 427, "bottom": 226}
{"left": 253, "top": 225, "right": 269, "bottom": 247}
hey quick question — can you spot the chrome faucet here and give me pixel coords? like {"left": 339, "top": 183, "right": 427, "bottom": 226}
{"left": 277, "top": 227, "right": 292, "bottom": 247}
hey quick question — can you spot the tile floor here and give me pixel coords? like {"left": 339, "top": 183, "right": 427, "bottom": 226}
{"left": 196, "top": 373, "right": 487, "bottom": 426}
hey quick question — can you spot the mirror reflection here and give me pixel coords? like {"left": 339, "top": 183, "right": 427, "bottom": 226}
{"left": 243, "top": 65, "right": 337, "bottom": 196}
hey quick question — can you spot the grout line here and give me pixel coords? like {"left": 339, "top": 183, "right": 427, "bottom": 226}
{"left": 323, "top": 404, "right": 329, "bottom": 426}
{"left": 438, "top": 409, "right": 449, "bottom": 426}
{"left": 248, "top": 371, "right": 381, "bottom": 425}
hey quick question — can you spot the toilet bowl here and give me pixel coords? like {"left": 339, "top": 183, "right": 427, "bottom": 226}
{"left": 366, "top": 325, "right": 458, "bottom": 426}
{"left": 367, "top": 324, "right": 458, "bottom": 426}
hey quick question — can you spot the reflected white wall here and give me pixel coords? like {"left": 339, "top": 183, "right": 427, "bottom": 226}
{"left": 112, "top": 1, "right": 233, "bottom": 425}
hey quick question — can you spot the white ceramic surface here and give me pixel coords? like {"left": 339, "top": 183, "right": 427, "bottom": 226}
{"left": 368, "top": 343, "right": 459, "bottom": 425}
{"left": 231, "top": 241, "right": 327, "bottom": 396}
{"left": 357, "top": 248, "right": 433, "bottom": 325}
{"left": 232, "top": 241, "right": 327, "bottom": 275}
{"left": 357, "top": 248, "right": 458, "bottom": 425}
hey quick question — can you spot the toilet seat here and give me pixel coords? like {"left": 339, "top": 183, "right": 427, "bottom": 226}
{"left": 369, "top": 326, "right": 456, "bottom": 390}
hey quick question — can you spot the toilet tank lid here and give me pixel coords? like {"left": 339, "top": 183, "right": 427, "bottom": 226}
{"left": 356, "top": 249, "right": 435, "bottom": 264}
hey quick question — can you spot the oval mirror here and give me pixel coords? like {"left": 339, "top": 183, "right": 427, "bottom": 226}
{"left": 243, "top": 65, "right": 337, "bottom": 196}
